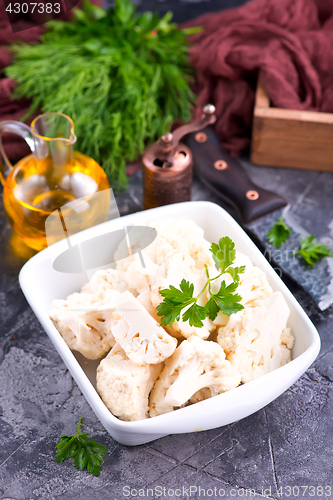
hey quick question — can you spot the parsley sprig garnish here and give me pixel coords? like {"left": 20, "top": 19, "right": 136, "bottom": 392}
{"left": 156, "top": 237, "right": 245, "bottom": 328}
{"left": 56, "top": 417, "right": 107, "bottom": 477}
{"left": 267, "top": 216, "right": 333, "bottom": 266}
{"left": 267, "top": 216, "right": 291, "bottom": 248}
{"left": 293, "top": 236, "right": 333, "bottom": 265}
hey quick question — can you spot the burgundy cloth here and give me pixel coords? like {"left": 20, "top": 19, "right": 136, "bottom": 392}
{"left": 0, "top": 1, "right": 100, "bottom": 163}
{"left": 183, "top": 0, "right": 333, "bottom": 156}
{"left": 0, "top": 1, "right": 45, "bottom": 161}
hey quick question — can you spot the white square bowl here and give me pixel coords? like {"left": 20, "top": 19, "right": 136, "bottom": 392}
{"left": 19, "top": 201, "right": 320, "bottom": 446}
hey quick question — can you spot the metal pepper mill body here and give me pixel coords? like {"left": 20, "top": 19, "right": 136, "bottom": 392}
{"left": 142, "top": 105, "right": 216, "bottom": 210}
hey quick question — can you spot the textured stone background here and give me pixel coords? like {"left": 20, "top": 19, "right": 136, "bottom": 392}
{"left": 1, "top": 1, "right": 333, "bottom": 499}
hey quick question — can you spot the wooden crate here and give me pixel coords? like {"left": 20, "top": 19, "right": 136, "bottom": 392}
{"left": 251, "top": 74, "right": 333, "bottom": 171}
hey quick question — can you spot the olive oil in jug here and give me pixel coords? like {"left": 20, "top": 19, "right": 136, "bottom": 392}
{"left": 0, "top": 113, "right": 110, "bottom": 251}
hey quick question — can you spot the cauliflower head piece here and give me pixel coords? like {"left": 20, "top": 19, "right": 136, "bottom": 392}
{"left": 237, "top": 266, "right": 273, "bottom": 307}
{"left": 96, "top": 343, "right": 162, "bottom": 421}
{"left": 217, "top": 291, "right": 294, "bottom": 383}
{"left": 111, "top": 291, "right": 177, "bottom": 365}
{"left": 144, "top": 217, "right": 215, "bottom": 270}
{"left": 211, "top": 251, "right": 273, "bottom": 327}
{"left": 114, "top": 217, "right": 214, "bottom": 274}
{"left": 123, "top": 254, "right": 160, "bottom": 296}
{"left": 83, "top": 268, "right": 131, "bottom": 299}
{"left": 149, "top": 336, "right": 241, "bottom": 417}
{"left": 50, "top": 289, "right": 120, "bottom": 360}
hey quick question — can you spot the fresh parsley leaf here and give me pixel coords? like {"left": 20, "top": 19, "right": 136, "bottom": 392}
{"left": 182, "top": 303, "right": 207, "bottom": 328}
{"left": 267, "top": 216, "right": 291, "bottom": 248}
{"left": 293, "top": 236, "right": 333, "bottom": 265}
{"left": 226, "top": 265, "right": 246, "bottom": 283}
{"left": 210, "top": 237, "right": 236, "bottom": 273}
{"left": 205, "top": 297, "right": 221, "bottom": 321}
{"left": 156, "top": 301, "right": 185, "bottom": 327}
{"left": 56, "top": 417, "right": 107, "bottom": 477}
{"left": 174, "top": 279, "right": 194, "bottom": 300}
{"left": 157, "top": 279, "right": 196, "bottom": 327}
{"left": 159, "top": 280, "right": 194, "bottom": 303}
{"left": 209, "top": 281, "right": 244, "bottom": 317}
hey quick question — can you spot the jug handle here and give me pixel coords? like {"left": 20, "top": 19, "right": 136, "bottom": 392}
{"left": 0, "top": 121, "right": 35, "bottom": 185}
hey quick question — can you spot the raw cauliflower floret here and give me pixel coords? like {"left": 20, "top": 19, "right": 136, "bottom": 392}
{"left": 233, "top": 251, "right": 273, "bottom": 306}
{"left": 110, "top": 291, "right": 177, "bottom": 365}
{"left": 136, "top": 292, "right": 161, "bottom": 324}
{"left": 50, "top": 289, "right": 120, "bottom": 360}
{"left": 124, "top": 254, "right": 160, "bottom": 296}
{"left": 96, "top": 344, "right": 163, "bottom": 421}
{"left": 145, "top": 218, "right": 215, "bottom": 270}
{"left": 115, "top": 217, "right": 214, "bottom": 274}
{"left": 211, "top": 251, "right": 273, "bottom": 327}
{"left": 113, "top": 225, "right": 158, "bottom": 273}
{"left": 281, "top": 327, "right": 294, "bottom": 350}
{"left": 83, "top": 268, "right": 131, "bottom": 300}
{"left": 237, "top": 266, "right": 273, "bottom": 306}
{"left": 149, "top": 336, "right": 241, "bottom": 417}
{"left": 148, "top": 253, "right": 215, "bottom": 340}
{"left": 217, "top": 292, "right": 294, "bottom": 383}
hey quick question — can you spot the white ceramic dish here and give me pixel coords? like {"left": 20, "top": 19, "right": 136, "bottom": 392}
{"left": 19, "top": 201, "right": 321, "bottom": 446}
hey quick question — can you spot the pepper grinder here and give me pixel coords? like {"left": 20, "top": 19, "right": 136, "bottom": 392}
{"left": 142, "top": 104, "right": 216, "bottom": 210}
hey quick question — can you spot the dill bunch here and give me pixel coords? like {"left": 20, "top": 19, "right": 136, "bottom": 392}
{"left": 6, "top": 0, "right": 198, "bottom": 188}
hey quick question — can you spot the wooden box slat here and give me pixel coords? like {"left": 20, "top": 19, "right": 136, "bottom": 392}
{"left": 251, "top": 74, "right": 333, "bottom": 172}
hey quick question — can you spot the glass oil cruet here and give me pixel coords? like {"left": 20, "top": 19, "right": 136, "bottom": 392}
{"left": 0, "top": 113, "right": 110, "bottom": 251}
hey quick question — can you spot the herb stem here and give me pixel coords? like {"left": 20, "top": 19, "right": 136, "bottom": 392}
{"left": 195, "top": 281, "right": 209, "bottom": 300}
{"left": 191, "top": 270, "right": 226, "bottom": 302}
{"left": 77, "top": 417, "right": 82, "bottom": 436}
